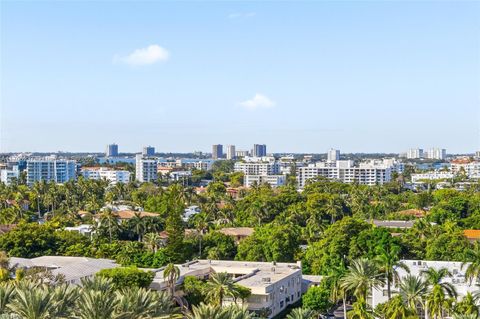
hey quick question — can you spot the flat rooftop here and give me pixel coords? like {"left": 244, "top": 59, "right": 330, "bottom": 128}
{"left": 152, "top": 260, "right": 302, "bottom": 292}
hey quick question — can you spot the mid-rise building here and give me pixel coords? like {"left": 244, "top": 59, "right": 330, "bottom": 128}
{"left": 253, "top": 144, "right": 267, "bottom": 157}
{"left": 244, "top": 174, "right": 286, "bottom": 187}
{"left": 226, "top": 145, "right": 236, "bottom": 160}
{"left": 135, "top": 154, "right": 158, "bottom": 183}
{"left": 26, "top": 158, "right": 77, "bottom": 185}
{"left": 105, "top": 144, "right": 119, "bottom": 157}
{"left": 151, "top": 260, "right": 303, "bottom": 318}
{"left": 81, "top": 167, "right": 131, "bottom": 184}
{"left": 425, "top": 148, "right": 447, "bottom": 160}
{"left": 234, "top": 159, "right": 280, "bottom": 175}
{"left": 235, "top": 150, "right": 250, "bottom": 158}
{"left": 0, "top": 166, "right": 20, "bottom": 185}
{"left": 178, "top": 159, "right": 214, "bottom": 171}
{"left": 212, "top": 144, "right": 223, "bottom": 159}
{"left": 142, "top": 146, "right": 155, "bottom": 156}
{"left": 406, "top": 148, "right": 423, "bottom": 159}
{"left": 296, "top": 159, "right": 400, "bottom": 188}
{"left": 451, "top": 160, "right": 480, "bottom": 179}
{"left": 411, "top": 171, "right": 454, "bottom": 183}
{"left": 327, "top": 148, "right": 340, "bottom": 162}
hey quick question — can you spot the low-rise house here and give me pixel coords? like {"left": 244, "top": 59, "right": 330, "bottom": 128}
{"left": 372, "top": 220, "right": 415, "bottom": 229}
{"left": 150, "top": 259, "right": 303, "bottom": 318}
{"left": 9, "top": 256, "right": 118, "bottom": 285}
{"left": 64, "top": 224, "right": 94, "bottom": 236}
{"left": 218, "top": 227, "right": 254, "bottom": 243}
{"left": 112, "top": 210, "right": 158, "bottom": 220}
{"left": 371, "top": 260, "right": 476, "bottom": 310}
{"left": 463, "top": 230, "right": 480, "bottom": 243}
{"left": 183, "top": 206, "right": 200, "bottom": 222}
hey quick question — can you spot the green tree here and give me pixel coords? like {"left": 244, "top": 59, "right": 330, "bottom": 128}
{"left": 340, "top": 258, "right": 385, "bottom": 301}
{"left": 97, "top": 267, "right": 154, "bottom": 289}
{"left": 286, "top": 308, "right": 318, "bottom": 319}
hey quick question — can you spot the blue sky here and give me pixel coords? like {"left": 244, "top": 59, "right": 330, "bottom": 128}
{"left": 1, "top": 1, "right": 479, "bottom": 154}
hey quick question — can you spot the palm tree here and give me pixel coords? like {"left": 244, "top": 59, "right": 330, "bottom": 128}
{"left": 453, "top": 314, "right": 479, "bottom": 319}
{"left": 205, "top": 272, "right": 237, "bottom": 307}
{"left": 463, "top": 242, "right": 480, "bottom": 285}
{"left": 378, "top": 295, "right": 414, "bottom": 319}
{"left": 186, "top": 303, "right": 253, "bottom": 319}
{"left": 454, "top": 292, "right": 479, "bottom": 317}
{"left": 286, "top": 307, "right": 318, "bottom": 319}
{"left": 7, "top": 285, "right": 55, "bottom": 319}
{"left": 98, "top": 208, "right": 119, "bottom": 242}
{"left": 130, "top": 212, "right": 146, "bottom": 242}
{"left": 143, "top": 233, "right": 162, "bottom": 253}
{"left": 193, "top": 212, "right": 211, "bottom": 257}
{"left": 74, "top": 289, "right": 119, "bottom": 319}
{"left": 398, "top": 274, "right": 428, "bottom": 315}
{"left": 422, "top": 267, "right": 457, "bottom": 319}
{"left": 50, "top": 284, "right": 79, "bottom": 318}
{"left": 375, "top": 245, "right": 409, "bottom": 300}
{"left": 325, "top": 194, "right": 343, "bottom": 224}
{"left": 80, "top": 276, "right": 114, "bottom": 294}
{"left": 186, "top": 303, "right": 227, "bottom": 319}
{"left": 115, "top": 286, "right": 178, "bottom": 319}
{"left": 348, "top": 297, "right": 373, "bottom": 319}
{"left": 340, "top": 258, "right": 385, "bottom": 301}
{"left": 163, "top": 263, "right": 180, "bottom": 297}
{"left": 0, "top": 284, "right": 15, "bottom": 314}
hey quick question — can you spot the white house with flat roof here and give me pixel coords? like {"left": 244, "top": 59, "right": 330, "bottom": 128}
{"left": 372, "top": 260, "right": 477, "bottom": 311}
{"left": 150, "top": 260, "right": 303, "bottom": 318}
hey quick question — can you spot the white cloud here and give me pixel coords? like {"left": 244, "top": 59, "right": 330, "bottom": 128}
{"left": 239, "top": 94, "right": 276, "bottom": 110}
{"left": 113, "top": 44, "right": 169, "bottom": 66}
{"left": 228, "top": 12, "right": 256, "bottom": 19}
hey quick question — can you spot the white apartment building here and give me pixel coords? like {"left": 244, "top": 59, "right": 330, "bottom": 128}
{"left": 0, "top": 166, "right": 20, "bottom": 185}
{"left": 278, "top": 156, "right": 303, "bottom": 175}
{"left": 151, "top": 260, "right": 303, "bottom": 318}
{"left": 245, "top": 174, "right": 286, "bottom": 188}
{"left": 297, "top": 159, "right": 398, "bottom": 188}
{"left": 234, "top": 159, "right": 280, "bottom": 175}
{"left": 236, "top": 150, "right": 250, "bottom": 158}
{"left": 135, "top": 154, "right": 158, "bottom": 183}
{"left": 169, "top": 170, "right": 192, "bottom": 181}
{"left": 372, "top": 260, "right": 477, "bottom": 311}
{"left": 411, "top": 171, "right": 454, "bottom": 183}
{"left": 406, "top": 148, "right": 424, "bottom": 159}
{"left": 105, "top": 144, "right": 119, "bottom": 157}
{"left": 235, "top": 158, "right": 286, "bottom": 188}
{"left": 425, "top": 148, "right": 447, "bottom": 160}
{"left": 26, "top": 158, "right": 77, "bottom": 185}
{"left": 327, "top": 149, "right": 340, "bottom": 162}
{"left": 178, "top": 159, "right": 214, "bottom": 171}
{"left": 81, "top": 167, "right": 130, "bottom": 184}
{"left": 451, "top": 161, "right": 480, "bottom": 179}
{"left": 226, "top": 145, "right": 236, "bottom": 160}
{"left": 142, "top": 146, "right": 155, "bottom": 156}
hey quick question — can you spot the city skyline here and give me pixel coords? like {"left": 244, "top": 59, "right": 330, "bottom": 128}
{"left": 1, "top": 1, "right": 479, "bottom": 153}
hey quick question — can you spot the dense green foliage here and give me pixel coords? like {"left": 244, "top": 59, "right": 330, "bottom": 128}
{"left": 3, "top": 171, "right": 480, "bottom": 316}
{"left": 97, "top": 267, "right": 155, "bottom": 289}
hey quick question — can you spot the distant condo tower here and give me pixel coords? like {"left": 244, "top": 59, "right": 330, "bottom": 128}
{"left": 226, "top": 145, "right": 236, "bottom": 160}
{"left": 253, "top": 144, "right": 267, "bottom": 157}
{"left": 143, "top": 146, "right": 155, "bottom": 156}
{"left": 327, "top": 148, "right": 340, "bottom": 162}
{"left": 212, "top": 144, "right": 223, "bottom": 159}
{"left": 106, "top": 143, "right": 119, "bottom": 157}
